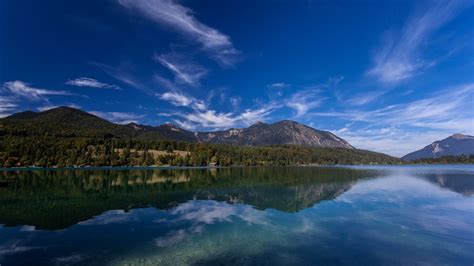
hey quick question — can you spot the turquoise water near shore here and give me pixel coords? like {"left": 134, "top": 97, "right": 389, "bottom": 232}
{"left": 1, "top": 165, "right": 473, "bottom": 265}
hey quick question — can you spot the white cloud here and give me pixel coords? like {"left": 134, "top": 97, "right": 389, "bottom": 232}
{"left": 229, "top": 96, "right": 241, "bottom": 111}
{"left": 79, "top": 210, "right": 132, "bottom": 225}
{"left": 153, "top": 200, "right": 269, "bottom": 248}
{"left": 119, "top": 0, "right": 239, "bottom": 65}
{"left": 154, "top": 53, "right": 207, "bottom": 87}
{"left": 367, "top": 1, "right": 470, "bottom": 84}
{"left": 0, "top": 96, "right": 18, "bottom": 117}
{"left": 267, "top": 83, "right": 291, "bottom": 97}
{"left": 157, "top": 112, "right": 173, "bottom": 117}
{"left": 2, "top": 80, "right": 72, "bottom": 101}
{"left": 66, "top": 77, "right": 121, "bottom": 90}
{"left": 268, "top": 83, "right": 290, "bottom": 89}
{"left": 159, "top": 91, "right": 207, "bottom": 111}
{"left": 160, "top": 91, "right": 193, "bottom": 106}
{"left": 176, "top": 103, "right": 278, "bottom": 130}
{"left": 319, "top": 83, "right": 474, "bottom": 156}
{"left": 0, "top": 241, "right": 42, "bottom": 257}
{"left": 94, "top": 62, "right": 154, "bottom": 94}
{"left": 90, "top": 111, "right": 144, "bottom": 124}
{"left": 317, "top": 83, "right": 474, "bottom": 127}
{"left": 337, "top": 127, "right": 453, "bottom": 157}
{"left": 170, "top": 200, "right": 268, "bottom": 226}
{"left": 158, "top": 90, "right": 273, "bottom": 130}
{"left": 0, "top": 81, "right": 77, "bottom": 116}
{"left": 173, "top": 120, "right": 196, "bottom": 130}
{"left": 155, "top": 229, "right": 188, "bottom": 247}
{"left": 286, "top": 88, "right": 324, "bottom": 117}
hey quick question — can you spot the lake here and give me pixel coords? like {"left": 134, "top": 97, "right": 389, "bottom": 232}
{"left": 0, "top": 165, "right": 473, "bottom": 265}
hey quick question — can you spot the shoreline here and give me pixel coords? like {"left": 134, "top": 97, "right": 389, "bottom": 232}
{"left": 1, "top": 163, "right": 473, "bottom": 171}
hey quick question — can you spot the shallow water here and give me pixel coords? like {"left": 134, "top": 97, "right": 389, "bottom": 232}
{"left": 0, "top": 165, "right": 473, "bottom": 265}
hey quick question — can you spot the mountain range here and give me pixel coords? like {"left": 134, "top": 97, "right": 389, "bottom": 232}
{"left": 2, "top": 107, "right": 472, "bottom": 160}
{"left": 0, "top": 107, "right": 353, "bottom": 149}
{"left": 402, "top": 134, "right": 474, "bottom": 160}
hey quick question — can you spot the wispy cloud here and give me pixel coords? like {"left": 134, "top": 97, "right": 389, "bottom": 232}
{"left": 158, "top": 86, "right": 281, "bottom": 130}
{"left": 90, "top": 111, "right": 144, "bottom": 124}
{"left": 367, "top": 1, "right": 470, "bottom": 84}
{"left": 267, "top": 83, "right": 290, "bottom": 97}
{"left": 317, "top": 83, "right": 474, "bottom": 156}
{"left": 2, "top": 80, "right": 72, "bottom": 101}
{"left": 347, "top": 88, "right": 392, "bottom": 106}
{"left": 286, "top": 88, "right": 324, "bottom": 117}
{"left": 0, "top": 81, "right": 83, "bottom": 117}
{"left": 119, "top": 0, "right": 239, "bottom": 66}
{"left": 268, "top": 83, "right": 290, "bottom": 89}
{"left": 94, "top": 62, "right": 154, "bottom": 94}
{"left": 66, "top": 77, "right": 121, "bottom": 90}
{"left": 229, "top": 96, "right": 241, "bottom": 111}
{"left": 337, "top": 127, "right": 454, "bottom": 157}
{"left": 174, "top": 102, "right": 278, "bottom": 130}
{"left": 317, "top": 84, "right": 474, "bottom": 127}
{"left": 154, "top": 52, "right": 207, "bottom": 87}
{"left": 159, "top": 91, "right": 207, "bottom": 111}
{"left": 0, "top": 241, "right": 42, "bottom": 257}
{"left": 0, "top": 96, "right": 18, "bottom": 117}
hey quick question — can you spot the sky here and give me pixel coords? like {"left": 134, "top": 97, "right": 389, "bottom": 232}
{"left": 1, "top": 0, "right": 473, "bottom": 156}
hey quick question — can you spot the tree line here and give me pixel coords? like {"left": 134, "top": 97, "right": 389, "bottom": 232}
{"left": 0, "top": 136, "right": 400, "bottom": 167}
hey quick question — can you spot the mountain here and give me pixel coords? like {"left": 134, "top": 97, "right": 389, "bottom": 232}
{"left": 135, "top": 123, "right": 197, "bottom": 142}
{"left": 1, "top": 107, "right": 353, "bottom": 148}
{"left": 196, "top": 120, "right": 354, "bottom": 149}
{"left": 402, "top": 134, "right": 474, "bottom": 161}
{"left": 1, "top": 107, "right": 140, "bottom": 138}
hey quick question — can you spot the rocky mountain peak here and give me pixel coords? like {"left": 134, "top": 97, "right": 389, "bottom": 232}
{"left": 403, "top": 134, "right": 474, "bottom": 160}
{"left": 450, "top": 133, "right": 472, "bottom": 140}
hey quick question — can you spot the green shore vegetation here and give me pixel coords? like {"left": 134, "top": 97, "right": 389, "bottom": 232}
{"left": 0, "top": 136, "right": 401, "bottom": 168}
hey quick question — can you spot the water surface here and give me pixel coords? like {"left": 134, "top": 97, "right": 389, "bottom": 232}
{"left": 0, "top": 165, "right": 473, "bottom": 265}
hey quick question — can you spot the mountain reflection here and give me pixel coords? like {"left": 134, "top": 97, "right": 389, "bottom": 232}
{"left": 0, "top": 167, "right": 373, "bottom": 230}
{"left": 420, "top": 173, "right": 474, "bottom": 196}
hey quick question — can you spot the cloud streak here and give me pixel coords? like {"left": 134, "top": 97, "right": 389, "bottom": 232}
{"left": 66, "top": 77, "right": 121, "bottom": 90}
{"left": 2, "top": 80, "right": 72, "bottom": 101}
{"left": 0, "top": 81, "right": 87, "bottom": 117}
{"left": 0, "top": 96, "right": 18, "bottom": 117}
{"left": 286, "top": 88, "right": 324, "bottom": 117}
{"left": 119, "top": 0, "right": 239, "bottom": 65}
{"left": 367, "top": 1, "right": 470, "bottom": 84}
{"left": 316, "top": 83, "right": 474, "bottom": 156}
{"left": 176, "top": 105, "right": 277, "bottom": 130}
{"left": 154, "top": 52, "right": 207, "bottom": 87}
{"left": 90, "top": 111, "right": 144, "bottom": 124}
{"left": 159, "top": 91, "right": 207, "bottom": 111}
{"left": 158, "top": 89, "right": 279, "bottom": 129}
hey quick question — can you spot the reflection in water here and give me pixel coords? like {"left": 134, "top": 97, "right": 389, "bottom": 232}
{"left": 424, "top": 173, "right": 474, "bottom": 195}
{"left": 0, "top": 167, "right": 370, "bottom": 230}
{"left": 0, "top": 165, "right": 473, "bottom": 265}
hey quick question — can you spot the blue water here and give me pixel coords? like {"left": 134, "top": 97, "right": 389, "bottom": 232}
{"left": 0, "top": 165, "right": 473, "bottom": 265}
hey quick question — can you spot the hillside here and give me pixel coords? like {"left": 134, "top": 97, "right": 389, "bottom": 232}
{"left": 196, "top": 120, "right": 354, "bottom": 148}
{"left": 403, "top": 134, "right": 474, "bottom": 161}
{"left": 1, "top": 107, "right": 353, "bottom": 149}
{"left": 0, "top": 107, "right": 401, "bottom": 167}
{"left": 1, "top": 107, "right": 140, "bottom": 138}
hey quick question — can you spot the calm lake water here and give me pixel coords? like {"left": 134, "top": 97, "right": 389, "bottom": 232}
{"left": 0, "top": 165, "right": 473, "bottom": 265}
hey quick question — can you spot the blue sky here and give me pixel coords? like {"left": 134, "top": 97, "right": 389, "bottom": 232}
{"left": 1, "top": 0, "right": 473, "bottom": 156}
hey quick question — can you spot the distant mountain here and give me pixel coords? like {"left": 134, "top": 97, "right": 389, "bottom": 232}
{"left": 196, "top": 120, "right": 354, "bottom": 149}
{"left": 1, "top": 107, "right": 353, "bottom": 149}
{"left": 402, "top": 134, "right": 474, "bottom": 161}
